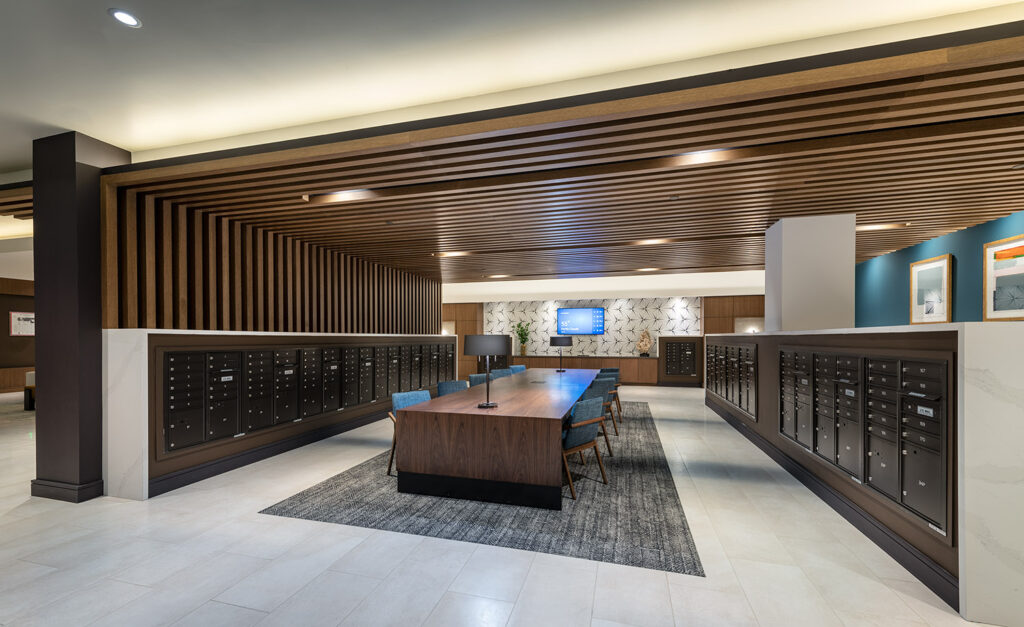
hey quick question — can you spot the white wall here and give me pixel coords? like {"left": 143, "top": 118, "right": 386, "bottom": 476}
{"left": 0, "top": 237, "right": 33, "bottom": 280}
{"left": 484, "top": 297, "right": 700, "bottom": 357}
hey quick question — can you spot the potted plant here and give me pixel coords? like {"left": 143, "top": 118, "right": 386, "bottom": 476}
{"left": 513, "top": 321, "right": 531, "bottom": 356}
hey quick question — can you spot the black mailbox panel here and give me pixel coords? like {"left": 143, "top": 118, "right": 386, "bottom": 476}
{"left": 374, "top": 346, "right": 388, "bottom": 401}
{"left": 399, "top": 345, "right": 411, "bottom": 392}
{"left": 388, "top": 347, "right": 400, "bottom": 395}
{"left": 301, "top": 348, "right": 323, "bottom": 418}
{"left": 902, "top": 443, "right": 944, "bottom": 525}
{"left": 244, "top": 350, "right": 274, "bottom": 432}
{"left": 358, "top": 347, "right": 374, "bottom": 404}
{"left": 815, "top": 416, "right": 836, "bottom": 463}
{"left": 342, "top": 347, "right": 358, "bottom": 408}
{"left": 206, "top": 352, "right": 240, "bottom": 441}
{"left": 274, "top": 351, "right": 299, "bottom": 424}
{"left": 165, "top": 351, "right": 206, "bottom": 451}
{"left": 835, "top": 418, "right": 863, "bottom": 476}
{"left": 867, "top": 435, "right": 899, "bottom": 500}
{"left": 410, "top": 346, "right": 423, "bottom": 390}
{"left": 322, "top": 349, "right": 341, "bottom": 412}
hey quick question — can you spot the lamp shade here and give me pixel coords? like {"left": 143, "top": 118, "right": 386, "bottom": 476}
{"left": 549, "top": 336, "right": 573, "bottom": 347}
{"left": 464, "top": 334, "right": 510, "bottom": 356}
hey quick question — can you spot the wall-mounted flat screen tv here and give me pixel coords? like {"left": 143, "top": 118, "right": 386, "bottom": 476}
{"left": 557, "top": 307, "right": 605, "bottom": 335}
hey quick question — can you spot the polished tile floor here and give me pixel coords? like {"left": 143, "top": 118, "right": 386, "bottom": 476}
{"left": 0, "top": 387, "right": 978, "bottom": 627}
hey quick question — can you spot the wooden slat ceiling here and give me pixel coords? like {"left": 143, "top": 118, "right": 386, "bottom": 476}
{"left": 0, "top": 186, "right": 32, "bottom": 220}
{"left": 101, "top": 35, "right": 1024, "bottom": 282}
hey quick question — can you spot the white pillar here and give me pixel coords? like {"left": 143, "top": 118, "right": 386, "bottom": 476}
{"left": 764, "top": 214, "right": 856, "bottom": 332}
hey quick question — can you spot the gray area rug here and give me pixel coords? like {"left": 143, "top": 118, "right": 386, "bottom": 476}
{"left": 261, "top": 400, "right": 704, "bottom": 576}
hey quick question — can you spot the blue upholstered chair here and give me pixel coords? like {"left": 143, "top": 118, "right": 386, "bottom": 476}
{"left": 387, "top": 390, "right": 431, "bottom": 475}
{"left": 510, "top": 364, "right": 526, "bottom": 374}
{"left": 468, "top": 373, "right": 487, "bottom": 387}
{"left": 585, "top": 378, "right": 619, "bottom": 442}
{"left": 595, "top": 372, "right": 623, "bottom": 424}
{"left": 561, "top": 397, "right": 608, "bottom": 499}
{"left": 491, "top": 368, "right": 513, "bottom": 379}
{"left": 437, "top": 379, "right": 469, "bottom": 397}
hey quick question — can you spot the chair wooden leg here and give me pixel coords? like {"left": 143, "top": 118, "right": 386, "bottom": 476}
{"left": 593, "top": 443, "right": 608, "bottom": 484}
{"left": 615, "top": 393, "right": 622, "bottom": 417}
{"left": 605, "top": 403, "right": 619, "bottom": 435}
{"left": 562, "top": 451, "right": 576, "bottom": 500}
{"left": 579, "top": 451, "right": 586, "bottom": 465}
{"left": 387, "top": 432, "right": 396, "bottom": 476}
{"left": 601, "top": 423, "right": 613, "bottom": 456}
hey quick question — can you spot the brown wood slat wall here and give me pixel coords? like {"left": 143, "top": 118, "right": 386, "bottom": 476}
{"left": 101, "top": 201, "right": 440, "bottom": 332}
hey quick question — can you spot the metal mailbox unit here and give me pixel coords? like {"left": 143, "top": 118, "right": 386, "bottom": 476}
{"left": 705, "top": 341, "right": 757, "bottom": 420}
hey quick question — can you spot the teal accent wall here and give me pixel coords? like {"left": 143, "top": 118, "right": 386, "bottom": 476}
{"left": 856, "top": 210, "right": 1024, "bottom": 326}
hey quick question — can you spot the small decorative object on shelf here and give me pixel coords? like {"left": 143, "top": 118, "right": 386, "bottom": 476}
{"left": 513, "top": 321, "right": 531, "bottom": 356}
{"left": 636, "top": 329, "right": 653, "bottom": 357}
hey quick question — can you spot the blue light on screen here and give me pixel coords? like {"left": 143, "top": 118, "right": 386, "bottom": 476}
{"left": 557, "top": 308, "right": 605, "bottom": 335}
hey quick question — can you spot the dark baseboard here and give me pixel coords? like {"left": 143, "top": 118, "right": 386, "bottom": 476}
{"left": 705, "top": 397, "right": 959, "bottom": 611}
{"left": 398, "top": 471, "right": 562, "bottom": 510}
{"left": 148, "top": 411, "right": 388, "bottom": 498}
{"left": 30, "top": 478, "right": 104, "bottom": 503}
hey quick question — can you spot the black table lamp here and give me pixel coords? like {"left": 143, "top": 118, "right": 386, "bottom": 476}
{"left": 550, "top": 336, "right": 573, "bottom": 372}
{"left": 464, "top": 334, "right": 510, "bottom": 408}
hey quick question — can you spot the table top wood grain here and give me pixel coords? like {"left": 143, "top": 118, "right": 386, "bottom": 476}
{"left": 399, "top": 368, "right": 600, "bottom": 420}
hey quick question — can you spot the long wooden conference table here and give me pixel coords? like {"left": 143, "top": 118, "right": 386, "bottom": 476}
{"left": 395, "top": 368, "right": 600, "bottom": 509}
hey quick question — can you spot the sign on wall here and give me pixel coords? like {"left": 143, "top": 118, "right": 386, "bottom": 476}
{"left": 9, "top": 311, "right": 34, "bottom": 336}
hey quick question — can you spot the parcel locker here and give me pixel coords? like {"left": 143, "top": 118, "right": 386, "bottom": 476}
{"left": 165, "top": 352, "right": 206, "bottom": 451}
{"left": 274, "top": 351, "right": 299, "bottom": 423}
{"left": 835, "top": 417, "right": 863, "bottom": 476}
{"left": 814, "top": 417, "right": 836, "bottom": 463}
{"left": 388, "top": 347, "right": 400, "bottom": 395}
{"left": 244, "top": 350, "right": 274, "bottom": 431}
{"left": 322, "top": 348, "right": 341, "bottom": 412}
{"left": 410, "top": 346, "right": 423, "bottom": 390}
{"left": 795, "top": 401, "right": 813, "bottom": 448}
{"left": 902, "top": 443, "right": 944, "bottom": 524}
{"left": 867, "top": 435, "right": 899, "bottom": 499}
{"left": 301, "top": 348, "right": 324, "bottom": 418}
{"left": 374, "top": 346, "right": 388, "bottom": 400}
{"left": 207, "top": 351, "right": 241, "bottom": 441}
{"left": 358, "top": 347, "right": 374, "bottom": 404}
{"left": 342, "top": 347, "right": 359, "bottom": 408}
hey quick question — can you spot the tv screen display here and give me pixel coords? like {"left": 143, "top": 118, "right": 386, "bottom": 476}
{"left": 557, "top": 307, "right": 605, "bottom": 335}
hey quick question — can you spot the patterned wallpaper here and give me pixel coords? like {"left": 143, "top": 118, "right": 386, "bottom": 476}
{"left": 484, "top": 298, "right": 701, "bottom": 357}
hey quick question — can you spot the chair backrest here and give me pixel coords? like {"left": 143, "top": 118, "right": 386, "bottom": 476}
{"left": 391, "top": 390, "right": 431, "bottom": 411}
{"left": 564, "top": 397, "right": 604, "bottom": 449}
{"left": 597, "top": 368, "right": 620, "bottom": 382}
{"left": 584, "top": 378, "right": 615, "bottom": 404}
{"left": 599, "top": 367, "right": 619, "bottom": 373}
{"left": 437, "top": 379, "right": 469, "bottom": 396}
{"left": 509, "top": 364, "right": 526, "bottom": 374}
{"left": 491, "top": 368, "right": 512, "bottom": 379}
{"left": 468, "top": 373, "right": 487, "bottom": 387}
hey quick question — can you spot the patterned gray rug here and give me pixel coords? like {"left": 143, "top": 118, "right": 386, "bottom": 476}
{"left": 261, "top": 401, "right": 703, "bottom": 576}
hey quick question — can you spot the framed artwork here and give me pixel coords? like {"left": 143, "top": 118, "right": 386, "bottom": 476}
{"left": 983, "top": 234, "right": 1024, "bottom": 321}
{"left": 9, "top": 311, "right": 35, "bottom": 336}
{"left": 909, "top": 254, "right": 951, "bottom": 324}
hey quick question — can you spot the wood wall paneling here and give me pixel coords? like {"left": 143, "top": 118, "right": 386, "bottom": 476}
{"left": 704, "top": 295, "right": 765, "bottom": 335}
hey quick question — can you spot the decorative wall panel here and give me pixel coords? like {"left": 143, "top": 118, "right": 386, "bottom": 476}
{"left": 484, "top": 298, "right": 700, "bottom": 357}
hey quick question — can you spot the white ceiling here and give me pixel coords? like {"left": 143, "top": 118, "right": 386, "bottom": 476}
{"left": 1, "top": 0, "right": 1023, "bottom": 172}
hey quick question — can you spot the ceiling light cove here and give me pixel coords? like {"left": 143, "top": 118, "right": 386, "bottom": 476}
{"left": 856, "top": 222, "right": 912, "bottom": 232}
{"left": 635, "top": 238, "right": 671, "bottom": 245}
{"left": 672, "top": 148, "right": 728, "bottom": 167}
{"left": 302, "top": 189, "right": 377, "bottom": 204}
{"left": 108, "top": 8, "right": 141, "bottom": 27}
{"left": 434, "top": 251, "right": 469, "bottom": 258}
{"left": 487, "top": 274, "right": 510, "bottom": 279}
{"left": 637, "top": 267, "right": 659, "bottom": 272}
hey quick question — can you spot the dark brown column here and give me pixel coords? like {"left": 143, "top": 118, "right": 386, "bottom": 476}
{"left": 31, "top": 132, "right": 129, "bottom": 502}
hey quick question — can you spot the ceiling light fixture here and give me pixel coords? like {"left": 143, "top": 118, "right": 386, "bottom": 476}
{"left": 488, "top": 274, "right": 509, "bottom": 279}
{"left": 635, "top": 238, "right": 670, "bottom": 245}
{"left": 108, "top": 8, "right": 141, "bottom": 27}
{"left": 302, "top": 189, "right": 377, "bottom": 204}
{"left": 856, "top": 222, "right": 912, "bottom": 232}
{"left": 637, "top": 267, "right": 659, "bottom": 272}
{"left": 434, "top": 251, "right": 468, "bottom": 258}
{"left": 1012, "top": 163, "right": 1024, "bottom": 170}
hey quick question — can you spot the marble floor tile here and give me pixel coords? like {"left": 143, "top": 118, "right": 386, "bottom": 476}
{"left": 668, "top": 582, "right": 758, "bottom": 627}
{"left": 592, "top": 562, "right": 674, "bottom": 627}
{"left": 506, "top": 558, "right": 597, "bottom": 627}
{"left": 730, "top": 558, "right": 842, "bottom": 627}
{"left": 171, "top": 601, "right": 268, "bottom": 627}
{"left": 448, "top": 544, "right": 535, "bottom": 602}
{"left": 423, "top": 591, "right": 514, "bottom": 627}
{"left": 258, "top": 570, "right": 381, "bottom": 627}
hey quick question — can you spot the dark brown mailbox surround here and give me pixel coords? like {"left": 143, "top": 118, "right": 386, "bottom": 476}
{"left": 657, "top": 335, "right": 704, "bottom": 387}
{"left": 705, "top": 330, "right": 958, "bottom": 609}
{"left": 148, "top": 333, "right": 455, "bottom": 496}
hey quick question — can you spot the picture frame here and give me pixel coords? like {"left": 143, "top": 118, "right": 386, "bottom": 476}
{"left": 909, "top": 254, "right": 951, "bottom": 324}
{"left": 9, "top": 311, "right": 35, "bottom": 336}
{"left": 983, "top": 233, "right": 1024, "bottom": 321}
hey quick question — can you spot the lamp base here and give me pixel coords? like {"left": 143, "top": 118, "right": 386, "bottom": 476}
{"left": 555, "top": 369, "right": 566, "bottom": 373}
{"left": 478, "top": 401, "right": 498, "bottom": 408}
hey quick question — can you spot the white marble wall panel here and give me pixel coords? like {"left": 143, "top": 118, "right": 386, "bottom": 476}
{"left": 484, "top": 297, "right": 700, "bottom": 356}
{"left": 102, "top": 329, "right": 151, "bottom": 500}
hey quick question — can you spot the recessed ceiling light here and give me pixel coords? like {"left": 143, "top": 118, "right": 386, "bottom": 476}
{"left": 856, "top": 222, "right": 912, "bottom": 232}
{"left": 1012, "top": 163, "right": 1024, "bottom": 170}
{"left": 635, "top": 238, "right": 670, "bottom": 245}
{"left": 637, "top": 267, "right": 659, "bottom": 272}
{"left": 302, "top": 189, "right": 376, "bottom": 204}
{"left": 108, "top": 8, "right": 141, "bottom": 27}
{"left": 668, "top": 195, "right": 680, "bottom": 201}
{"left": 434, "top": 251, "right": 468, "bottom": 257}
{"left": 488, "top": 274, "right": 509, "bottom": 278}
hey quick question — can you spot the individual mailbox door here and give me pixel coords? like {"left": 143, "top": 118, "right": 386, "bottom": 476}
{"left": 835, "top": 418, "right": 863, "bottom": 477}
{"left": 867, "top": 435, "right": 899, "bottom": 500}
{"left": 902, "top": 443, "right": 944, "bottom": 525}
{"left": 795, "top": 402, "right": 813, "bottom": 448}
{"left": 814, "top": 416, "right": 836, "bottom": 463}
